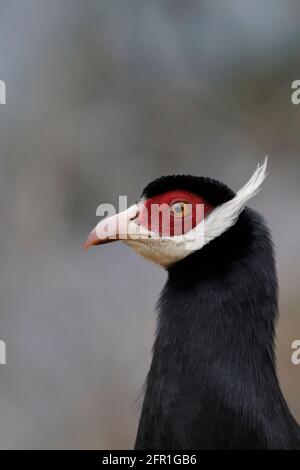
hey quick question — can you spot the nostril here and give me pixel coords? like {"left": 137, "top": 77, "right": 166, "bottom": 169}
{"left": 129, "top": 204, "right": 140, "bottom": 221}
{"left": 130, "top": 214, "right": 140, "bottom": 224}
{"left": 130, "top": 212, "right": 139, "bottom": 221}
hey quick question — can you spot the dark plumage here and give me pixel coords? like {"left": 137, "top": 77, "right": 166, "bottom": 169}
{"left": 85, "top": 165, "right": 300, "bottom": 450}
{"left": 141, "top": 174, "right": 235, "bottom": 205}
{"left": 135, "top": 205, "right": 299, "bottom": 449}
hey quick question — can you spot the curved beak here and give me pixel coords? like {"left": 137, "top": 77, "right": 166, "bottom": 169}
{"left": 83, "top": 205, "right": 139, "bottom": 250}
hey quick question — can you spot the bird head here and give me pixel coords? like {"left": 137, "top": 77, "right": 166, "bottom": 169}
{"left": 84, "top": 158, "right": 267, "bottom": 268}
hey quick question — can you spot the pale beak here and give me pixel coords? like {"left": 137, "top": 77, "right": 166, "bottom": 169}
{"left": 83, "top": 205, "right": 140, "bottom": 250}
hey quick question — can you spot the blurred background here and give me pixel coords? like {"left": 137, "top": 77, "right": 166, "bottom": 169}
{"left": 0, "top": 0, "right": 299, "bottom": 449}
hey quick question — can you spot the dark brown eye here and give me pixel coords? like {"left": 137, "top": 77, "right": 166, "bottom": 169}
{"left": 170, "top": 202, "right": 192, "bottom": 218}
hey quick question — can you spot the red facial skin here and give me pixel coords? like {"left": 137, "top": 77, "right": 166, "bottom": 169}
{"left": 138, "top": 190, "right": 214, "bottom": 237}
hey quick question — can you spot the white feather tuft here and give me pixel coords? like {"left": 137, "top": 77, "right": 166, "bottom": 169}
{"left": 126, "top": 158, "right": 268, "bottom": 267}
{"left": 168, "top": 157, "right": 268, "bottom": 259}
{"left": 200, "top": 156, "right": 268, "bottom": 247}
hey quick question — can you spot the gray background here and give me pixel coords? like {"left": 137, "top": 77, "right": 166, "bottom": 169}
{"left": 0, "top": 0, "right": 299, "bottom": 449}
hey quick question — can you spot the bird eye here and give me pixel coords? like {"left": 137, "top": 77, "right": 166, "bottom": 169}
{"left": 170, "top": 201, "right": 192, "bottom": 218}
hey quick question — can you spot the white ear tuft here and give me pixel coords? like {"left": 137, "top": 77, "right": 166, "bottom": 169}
{"left": 200, "top": 157, "right": 268, "bottom": 248}
{"left": 129, "top": 158, "right": 269, "bottom": 267}
{"left": 168, "top": 157, "right": 268, "bottom": 259}
{"left": 199, "top": 156, "right": 268, "bottom": 248}
{"left": 235, "top": 156, "right": 268, "bottom": 204}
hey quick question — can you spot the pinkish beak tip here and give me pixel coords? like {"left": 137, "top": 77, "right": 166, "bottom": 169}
{"left": 83, "top": 229, "right": 99, "bottom": 250}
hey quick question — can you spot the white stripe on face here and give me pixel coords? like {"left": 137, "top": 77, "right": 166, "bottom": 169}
{"left": 125, "top": 158, "right": 268, "bottom": 267}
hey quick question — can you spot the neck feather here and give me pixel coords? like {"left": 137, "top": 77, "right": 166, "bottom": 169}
{"left": 135, "top": 209, "right": 300, "bottom": 450}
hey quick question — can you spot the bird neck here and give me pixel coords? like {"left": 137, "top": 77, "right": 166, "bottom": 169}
{"left": 135, "top": 209, "right": 300, "bottom": 450}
